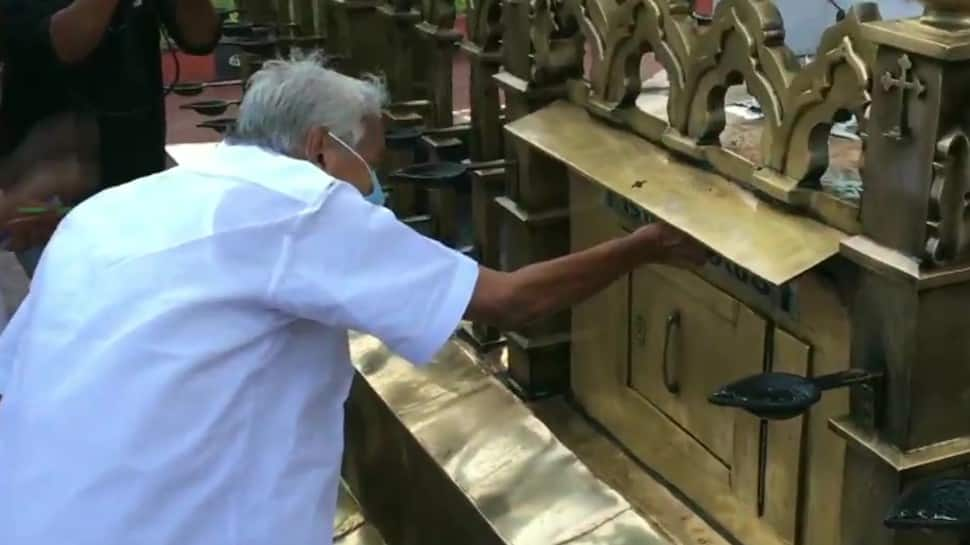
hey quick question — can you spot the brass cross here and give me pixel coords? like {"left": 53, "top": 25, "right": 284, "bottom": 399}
{"left": 880, "top": 54, "right": 926, "bottom": 141}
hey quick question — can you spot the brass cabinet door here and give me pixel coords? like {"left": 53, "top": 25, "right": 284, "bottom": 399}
{"left": 629, "top": 265, "right": 768, "bottom": 464}
{"left": 762, "top": 328, "right": 812, "bottom": 544}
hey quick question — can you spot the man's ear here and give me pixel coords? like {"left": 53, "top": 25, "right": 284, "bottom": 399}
{"left": 304, "top": 126, "right": 331, "bottom": 167}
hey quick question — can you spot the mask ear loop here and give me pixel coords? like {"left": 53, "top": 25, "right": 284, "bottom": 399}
{"left": 327, "top": 132, "right": 376, "bottom": 195}
{"left": 329, "top": 133, "right": 368, "bottom": 165}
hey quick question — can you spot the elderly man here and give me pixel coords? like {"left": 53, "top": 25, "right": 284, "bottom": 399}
{"left": 0, "top": 58, "right": 706, "bottom": 545}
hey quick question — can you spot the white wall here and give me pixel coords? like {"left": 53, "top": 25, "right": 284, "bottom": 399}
{"left": 711, "top": 0, "right": 923, "bottom": 55}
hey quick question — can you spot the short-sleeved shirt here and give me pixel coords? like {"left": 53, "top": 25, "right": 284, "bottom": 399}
{"left": 0, "top": 0, "right": 218, "bottom": 194}
{"left": 0, "top": 144, "right": 479, "bottom": 545}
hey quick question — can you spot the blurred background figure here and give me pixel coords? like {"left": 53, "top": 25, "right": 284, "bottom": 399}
{"left": 0, "top": 0, "right": 221, "bottom": 277}
{"left": 0, "top": 112, "right": 100, "bottom": 276}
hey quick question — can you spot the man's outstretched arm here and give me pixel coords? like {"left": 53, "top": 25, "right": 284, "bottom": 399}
{"left": 466, "top": 223, "right": 706, "bottom": 331}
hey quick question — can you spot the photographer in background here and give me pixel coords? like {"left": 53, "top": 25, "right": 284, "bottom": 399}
{"left": 0, "top": 0, "right": 221, "bottom": 274}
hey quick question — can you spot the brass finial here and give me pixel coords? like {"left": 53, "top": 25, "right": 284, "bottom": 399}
{"left": 919, "top": 0, "right": 970, "bottom": 29}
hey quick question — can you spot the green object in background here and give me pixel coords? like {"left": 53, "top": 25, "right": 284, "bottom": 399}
{"left": 213, "top": 0, "right": 236, "bottom": 9}
{"left": 16, "top": 205, "right": 72, "bottom": 216}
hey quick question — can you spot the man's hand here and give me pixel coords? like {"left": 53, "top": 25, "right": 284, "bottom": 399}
{"left": 633, "top": 222, "right": 709, "bottom": 268}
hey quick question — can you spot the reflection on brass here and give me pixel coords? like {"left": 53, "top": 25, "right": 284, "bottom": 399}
{"left": 343, "top": 333, "right": 678, "bottom": 545}
{"left": 334, "top": 481, "right": 386, "bottom": 544}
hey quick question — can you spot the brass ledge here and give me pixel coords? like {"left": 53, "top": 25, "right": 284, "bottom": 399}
{"left": 840, "top": 235, "right": 970, "bottom": 290}
{"left": 492, "top": 72, "right": 567, "bottom": 102}
{"left": 495, "top": 196, "right": 570, "bottom": 226}
{"left": 505, "top": 101, "right": 847, "bottom": 286}
{"left": 375, "top": 5, "right": 421, "bottom": 22}
{"left": 863, "top": 18, "right": 970, "bottom": 61}
{"left": 830, "top": 415, "right": 970, "bottom": 477}
{"left": 414, "top": 21, "right": 463, "bottom": 43}
{"left": 460, "top": 42, "right": 503, "bottom": 65}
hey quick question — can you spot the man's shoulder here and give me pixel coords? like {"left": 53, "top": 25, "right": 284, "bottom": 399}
{"left": 189, "top": 144, "right": 341, "bottom": 206}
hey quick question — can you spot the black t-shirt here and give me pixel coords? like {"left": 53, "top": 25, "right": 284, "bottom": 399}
{"left": 0, "top": 0, "right": 216, "bottom": 194}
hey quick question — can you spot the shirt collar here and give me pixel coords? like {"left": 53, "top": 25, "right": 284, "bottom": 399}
{"left": 189, "top": 143, "right": 319, "bottom": 180}
{"left": 182, "top": 142, "right": 337, "bottom": 199}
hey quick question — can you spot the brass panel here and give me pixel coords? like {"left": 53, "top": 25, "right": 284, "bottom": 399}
{"left": 344, "top": 332, "right": 674, "bottom": 545}
{"left": 909, "top": 281, "right": 970, "bottom": 447}
{"left": 506, "top": 102, "right": 847, "bottom": 285}
{"left": 334, "top": 481, "right": 386, "bottom": 545}
{"left": 764, "top": 329, "right": 812, "bottom": 544}
{"left": 530, "top": 399, "right": 732, "bottom": 545}
{"left": 863, "top": 18, "right": 970, "bottom": 62}
{"left": 570, "top": 175, "right": 788, "bottom": 545}
{"left": 629, "top": 266, "right": 765, "bottom": 464}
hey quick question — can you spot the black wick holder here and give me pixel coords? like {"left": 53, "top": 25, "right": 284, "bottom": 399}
{"left": 172, "top": 82, "right": 206, "bottom": 97}
{"left": 181, "top": 100, "right": 241, "bottom": 117}
{"left": 197, "top": 118, "right": 236, "bottom": 135}
{"left": 709, "top": 368, "right": 883, "bottom": 420}
{"left": 389, "top": 161, "right": 471, "bottom": 191}
{"left": 885, "top": 479, "right": 970, "bottom": 544}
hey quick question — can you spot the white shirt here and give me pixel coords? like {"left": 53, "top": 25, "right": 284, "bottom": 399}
{"left": 0, "top": 144, "right": 479, "bottom": 545}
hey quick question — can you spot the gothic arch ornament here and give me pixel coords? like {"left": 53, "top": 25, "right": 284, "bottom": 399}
{"left": 768, "top": 4, "right": 878, "bottom": 184}
{"left": 682, "top": 0, "right": 798, "bottom": 157}
{"left": 531, "top": 0, "right": 585, "bottom": 84}
{"left": 926, "top": 129, "right": 970, "bottom": 266}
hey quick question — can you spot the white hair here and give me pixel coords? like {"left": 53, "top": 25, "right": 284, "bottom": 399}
{"left": 228, "top": 53, "right": 388, "bottom": 154}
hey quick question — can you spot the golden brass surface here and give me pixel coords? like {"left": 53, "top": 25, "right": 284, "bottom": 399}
{"left": 506, "top": 101, "right": 846, "bottom": 285}
{"left": 343, "top": 332, "right": 677, "bottom": 545}
{"left": 628, "top": 266, "right": 767, "bottom": 464}
{"left": 334, "top": 481, "right": 387, "bottom": 545}
{"left": 567, "top": 174, "right": 859, "bottom": 545}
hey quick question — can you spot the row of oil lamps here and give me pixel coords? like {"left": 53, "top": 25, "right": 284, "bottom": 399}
{"left": 174, "top": 13, "right": 484, "bottom": 254}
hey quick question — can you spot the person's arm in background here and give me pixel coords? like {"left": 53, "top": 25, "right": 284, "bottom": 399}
{"left": 49, "top": 0, "right": 122, "bottom": 63}
{"left": 158, "top": 0, "right": 220, "bottom": 55}
{"left": 0, "top": 0, "right": 119, "bottom": 64}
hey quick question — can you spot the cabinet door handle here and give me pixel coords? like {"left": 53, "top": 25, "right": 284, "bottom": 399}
{"left": 662, "top": 311, "right": 681, "bottom": 394}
